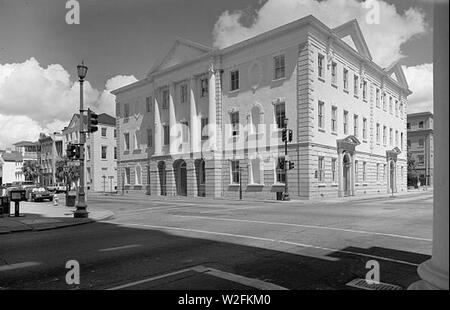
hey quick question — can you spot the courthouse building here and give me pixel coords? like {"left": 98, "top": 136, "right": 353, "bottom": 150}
{"left": 113, "top": 15, "right": 411, "bottom": 200}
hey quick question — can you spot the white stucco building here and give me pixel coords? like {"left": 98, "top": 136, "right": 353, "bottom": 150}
{"left": 113, "top": 15, "right": 410, "bottom": 200}
{"left": 0, "top": 150, "right": 24, "bottom": 185}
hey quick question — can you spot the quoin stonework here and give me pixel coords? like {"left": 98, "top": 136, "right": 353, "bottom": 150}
{"left": 112, "top": 15, "right": 411, "bottom": 200}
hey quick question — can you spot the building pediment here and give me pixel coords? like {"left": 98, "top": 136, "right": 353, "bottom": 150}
{"left": 383, "top": 61, "right": 411, "bottom": 93}
{"left": 148, "top": 38, "right": 212, "bottom": 76}
{"left": 337, "top": 135, "right": 361, "bottom": 152}
{"left": 332, "top": 19, "right": 372, "bottom": 61}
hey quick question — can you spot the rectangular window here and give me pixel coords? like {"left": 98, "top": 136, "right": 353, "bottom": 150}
{"left": 389, "top": 96, "right": 393, "bottom": 114}
{"left": 180, "top": 84, "right": 188, "bottom": 104}
{"left": 231, "top": 160, "right": 240, "bottom": 184}
{"left": 395, "top": 130, "right": 399, "bottom": 147}
{"left": 407, "top": 123, "right": 411, "bottom": 130}
{"left": 275, "top": 103, "right": 286, "bottom": 129}
{"left": 362, "top": 81, "right": 367, "bottom": 100}
{"left": 331, "top": 62, "right": 337, "bottom": 85}
{"left": 419, "top": 139, "right": 424, "bottom": 148}
{"left": 318, "top": 156, "right": 324, "bottom": 182}
{"left": 114, "top": 129, "right": 117, "bottom": 138}
{"left": 124, "top": 133, "right": 130, "bottom": 151}
{"left": 230, "top": 70, "right": 239, "bottom": 91}
{"left": 125, "top": 167, "right": 131, "bottom": 185}
{"left": 230, "top": 111, "right": 239, "bottom": 136}
{"left": 390, "top": 128, "right": 393, "bottom": 146}
{"left": 318, "top": 101, "right": 325, "bottom": 129}
{"left": 101, "top": 146, "right": 107, "bottom": 159}
{"left": 376, "top": 88, "right": 380, "bottom": 107}
{"left": 114, "top": 147, "right": 117, "bottom": 160}
{"left": 419, "top": 121, "right": 424, "bottom": 128}
{"left": 343, "top": 68, "right": 349, "bottom": 90}
{"left": 274, "top": 54, "right": 286, "bottom": 80}
{"left": 101, "top": 127, "right": 107, "bottom": 137}
{"left": 135, "top": 166, "right": 142, "bottom": 185}
{"left": 355, "top": 161, "right": 359, "bottom": 183}
{"left": 363, "top": 118, "right": 367, "bottom": 140}
{"left": 418, "top": 155, "right": 425, "bottom": 165}
{"left": 343, "top": 110, "right": 349, "bottom": 134}
{"left": 331, "top": 158, "right": 337, "bottom": 182}
{"left": 376, "top": 123, "right": 380, "bottom": 143}
{"left": 276, "top": 157, "right": 286, "bottom": 183}
{"left": 382, "top": 93, "right": 387, "bottom": 110}
{"left": 354, "top": 75, "right": 359, "bottom": 96}
{"left": 163, "top": 125, "right": 170, "bottom": 145}
{"left": 162, "top": 89, "right": 169, "bottom": 109}
{"left": 395, "top": 100, "right": 398, "bottom": 116}
{"left": 147, "top": 128, "right": 153, "bottom": 147}
{"left": 200, "top": 78, "right": 208, "bottom": 97}
{"left": 331, "top": 106, "right": 337, "bottom": 132}
{"left": 318, "top": 54, "right": 324, "bottom": 78}
{"left": 383, "top": 126, "right": 387, "bottom": 145}
{"left": 201, "top": 117, "right": 209, "bottom": 140}
{"left": 353, "top": 114, "right": 359, "bottom": 137}
{"left": 86, "top": 146, "right": 90, "bottom": 160}
{"left": 146, "top": 96, "right": 152, "bottom": 112}
{"left": 363, "top": 162, "right": 367, "bottom": 182}
{"left": 124, "top": 103, "right": 130, "bottom": 117}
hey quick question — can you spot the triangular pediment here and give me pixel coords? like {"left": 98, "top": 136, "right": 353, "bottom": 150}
{"left": 384, "top": 61, "right": 409, "bottom": 90}
{"left": 67, "top": 114, "right": 79, "bottom": 130}
{"left": 148, "top": 38, "right": 212, "bottom": 76}
{"left": 332, "top": 19, "right": 372, "bottom": 61}
{"left": 340, "top": 135, "right": 361, "bottom": 145}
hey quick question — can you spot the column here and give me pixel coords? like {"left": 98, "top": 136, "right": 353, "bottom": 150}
{"left": 190, "top": 77, "right": 199, "bottom": 154}
{"left": 154, "top": 93, "right": 162, "bottom": 156}
{"left": 169, "top": 83, "right": 177, "bottom": 154}
{"left": 409, "top": 1, "right": 448, "bottom": 290}
{"left": 350, "top": 153, "right": 355, "bottom": 196}
{"left": 338, "top": 151, "right": 343, "bottom": 197}
{"left": 208, "top": 64, "right": 217, "bottom": 151}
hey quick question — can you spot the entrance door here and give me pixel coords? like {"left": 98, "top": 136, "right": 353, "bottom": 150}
{"left": 196, "top": 159, "right": 206, "bottom": 197}
{"left": 158, "top": 162, "right": 166, "bottom": 196}
{"left": 343, "top": 154, "right": 351, "bottom": 196}
{"left": 176, "top": 161, "right": 187, "bottom": 196}
{"left": 390, "top": 161, "right": 396, "bottom": 193}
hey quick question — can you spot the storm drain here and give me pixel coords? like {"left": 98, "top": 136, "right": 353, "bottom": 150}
{"left": 346, "top": 278, "right": 402, "bottom": 290}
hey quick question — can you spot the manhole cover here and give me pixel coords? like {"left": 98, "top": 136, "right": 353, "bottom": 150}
{"left": 346, "top": 278, "right": 402, "bottom": 290}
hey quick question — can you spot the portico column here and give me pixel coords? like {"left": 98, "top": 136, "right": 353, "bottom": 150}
{"left": 169, "top": 83, "right": 177, "bottom": 154}
{"left": 190, "top": 77, "right": 199, "bottom": 154}
{"left": 154, "top": 94, "right": 162, "bottom": 156}
{"left": 338, "top": 151, "right": 343, "bottom": 197}
{"left": 208, "top": 64, "right": 217, "bottom": 151}
{"left": 350, "top": 153, "right": 355, "bottom": 196}
{"left": 409, "top": 2, "right": 448, "bottom": 290}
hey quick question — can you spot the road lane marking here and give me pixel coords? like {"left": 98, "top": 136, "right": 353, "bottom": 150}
{"left": 99, "top": 244, "right": 142, "bottom": 252}
{"left": 173, "top": 215, "right": 432, "bottom": 242}
{"left": 0, "top": 262, "right": 41, "bottom": 272}
{"left": 106, "top": 265, "right": 287, "bottom": 290}
{"left": 104, "top": 221, "right": 421, "bottom": 267}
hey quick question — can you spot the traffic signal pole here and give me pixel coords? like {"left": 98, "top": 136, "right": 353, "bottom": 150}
{"left": 283, "top": 119, "right": 290, "bottom": 201}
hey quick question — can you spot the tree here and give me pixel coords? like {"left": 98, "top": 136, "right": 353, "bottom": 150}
{"left": 55, "top": 157, "right": 80, "bottom": 192}
{"left": 407, "top": 149, "right": 418, "bottom": 187}
{"left": 22, "top": 161, "right": 41, "bottom": 183}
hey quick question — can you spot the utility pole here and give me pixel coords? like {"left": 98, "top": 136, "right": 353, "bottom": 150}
{"left": 283, "top": 118, "right": 290, "bottom": 201}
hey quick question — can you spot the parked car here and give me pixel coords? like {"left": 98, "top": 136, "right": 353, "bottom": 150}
{"left": 47, "top": 183, "right": 67, "bottom": 193}
{"left": 30, "top": 187, "right": 53, "bottom": 202}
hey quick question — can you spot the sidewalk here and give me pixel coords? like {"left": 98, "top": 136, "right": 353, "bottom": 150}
{"left": 0, "top": 199, "right": 114, "bottom": 234}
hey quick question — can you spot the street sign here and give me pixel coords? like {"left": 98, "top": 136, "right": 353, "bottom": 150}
{"left": 67, "top": 161, "right": 80, "bottom": 167}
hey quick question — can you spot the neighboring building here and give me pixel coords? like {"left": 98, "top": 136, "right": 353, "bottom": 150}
{"left": 0, "top": 149, "right": 24, "bottom": 185}
{"left": 13, "top": 141, "right": 39, "bottom": 163}
{"left": 113, "top": 15, "right": 410, "bottom": 200}
{"left": 407, "top": 112, "right": 434, "bottom": 186}
{"left": 62, "top": 113, "right": 117, "bottom": 192}
{"left": 38, "top": 133, "right": 63, "bottom": 186}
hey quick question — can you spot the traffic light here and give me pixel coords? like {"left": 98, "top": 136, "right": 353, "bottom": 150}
{"left": 289, "top": 161, "right": 295, "bottom": 170}
{"left": 288, "top": 129, "right": 293, "bottom": 142}
{"left": 66, "top": 144, "right": 77, "bottom": 159}
{"left": 278, "top": 159, "right": 285, "bottom": 170}
{"left": 87, "top": 108, "right": 99, "bottom": 133}
{"left": 282, "top": 128, "right": 287, "bottom": 142}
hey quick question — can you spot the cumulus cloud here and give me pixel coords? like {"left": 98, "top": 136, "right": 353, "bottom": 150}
{"left": 213, "top": 0, "right": 428, "bottom": 67}
{"left": 404, "top": 63, "right": 433, "bottom": 113}
{"left": 0, "top": 58, "right": 137, "bottom": 148}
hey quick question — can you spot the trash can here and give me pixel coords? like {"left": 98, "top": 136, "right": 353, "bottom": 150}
{"left": 0, "top": 196, "right": 11, "bottom": 216}
{"left": 66, "top": 191, "right": 77, "bottom": 207}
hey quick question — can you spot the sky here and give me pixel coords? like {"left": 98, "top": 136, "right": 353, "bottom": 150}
{"left": 0, "top": 0, "right": 435, "bottom": 148}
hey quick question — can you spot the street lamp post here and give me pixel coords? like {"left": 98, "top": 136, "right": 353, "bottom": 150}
{"left": 74, "top": 61, "right": 88, "bottom": 218}
{"left": 283, "top": 117, "right": 290, "bottom": 201}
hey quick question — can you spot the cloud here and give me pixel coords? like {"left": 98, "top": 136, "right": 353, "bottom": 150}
{"left": 404, "top": 63, "right": 433, "bottom": 113}
{"left": 0, "top": 58, "right": 137, "bottom": 148}
{"left": 212, "top": 0, "right": 428, "bottom": 67}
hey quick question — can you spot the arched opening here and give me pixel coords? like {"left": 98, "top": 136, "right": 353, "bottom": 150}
{"left": 158, "top": 161, "right": 166, "bottom": 196}
{"left": 195, "top": 159, "right": 206, "bottom": 197}
{"left": 343, "top": 153, "right": 351, "bottom": 196}
{"left": 174, "top": 159, "right": 187, "bottom": 196}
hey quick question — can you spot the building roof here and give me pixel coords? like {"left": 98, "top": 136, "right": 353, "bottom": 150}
{"left": 13, "top": 141, "right": 38, "bottom": 147}
{"left": 98, "top": 113, "right": 116, "bottom": 126}
{"left": 407, "top": 111, "right": 433, "bottom": 118}
{"left": 0, "top": 151, "right": 23, "bottom": 162}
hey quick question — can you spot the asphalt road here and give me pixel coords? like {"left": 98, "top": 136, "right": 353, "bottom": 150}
{"left": 0, "top": 192, "right": 433, "bottom": 290}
